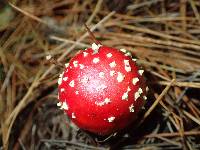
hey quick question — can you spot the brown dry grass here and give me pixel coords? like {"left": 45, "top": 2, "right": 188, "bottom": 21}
{"left": 0, "top": 0, "right": 200, "bottom": 150}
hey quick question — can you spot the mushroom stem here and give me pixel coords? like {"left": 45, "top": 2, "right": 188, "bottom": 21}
{"left": 84, "top": 23, "right": 102, "bottom": 45}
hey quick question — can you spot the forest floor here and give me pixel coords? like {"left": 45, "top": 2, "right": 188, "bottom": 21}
{"left": 0, "top": 0, "right": 200, "bottom": 150}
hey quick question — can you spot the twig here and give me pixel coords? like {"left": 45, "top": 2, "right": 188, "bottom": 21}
{"left": 158, "top": 81, "right": 200, "bottom": 88}
{"left": 39, "top": 11, "right": 115, "bottom": 81}
{"left": 116, "top": 23, "right": 200, "bottom": 46}
{"left": 18, "top": 139, "right": 26, "bottom": 150}
{"left": 40, "top": 139, "right": 106, "bottom": 150}
{"left": 8, "top": 2, "right": 48, "bottom": 25}
{"left": 145, "top": 131, "right": 200, "bottom": 138}
{"left": 86, "top": 0, "right": 103, "bottom": 25}
{"left": 138, "top": 79, "right": 176, "bottom": 125}
{"left": 50, "top": 36, "right": 90, "bottom": 47}
{"left": 84, "top": 23, "right": 102, "bottom": 45}
{"left": 188, "top": 0, "right": 200, "bottom": 24}
{"left": 183, "top": 110, "right": 200, "bottom": 126}
{"left": 4, "top": 70, "right": 42, "bottom": 147}
{"left": 175, "top": 69, "right": 200, "bottom": 104}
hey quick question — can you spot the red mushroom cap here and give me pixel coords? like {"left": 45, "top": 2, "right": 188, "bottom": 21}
{"left": 58, "top": 43, "right": 147, "bottom": 135}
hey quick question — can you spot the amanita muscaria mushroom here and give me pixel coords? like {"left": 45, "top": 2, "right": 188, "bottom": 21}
{"left": 57, "top": 43, "right": 148, "bottom": 135}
